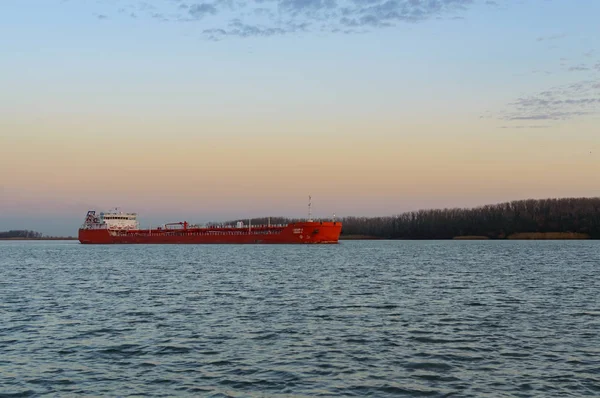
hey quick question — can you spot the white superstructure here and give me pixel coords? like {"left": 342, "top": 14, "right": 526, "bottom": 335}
{"left": 81, "top": 209, "right": 139, "bottom": 230}
{"left": 100, "top": 211, "right": 139, "bottom": 230}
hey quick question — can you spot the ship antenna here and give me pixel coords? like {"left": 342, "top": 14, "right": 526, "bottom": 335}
{"left": 308, "top": 195, "right": 313, "bottom": 222}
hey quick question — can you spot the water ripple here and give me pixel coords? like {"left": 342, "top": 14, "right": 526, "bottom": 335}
{"left": 0, "top": 240, "right": 599, "bottom": 396}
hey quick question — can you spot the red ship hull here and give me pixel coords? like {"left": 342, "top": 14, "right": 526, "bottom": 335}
{"left": 78, "top": 221, "right": 342, "bottom": 244}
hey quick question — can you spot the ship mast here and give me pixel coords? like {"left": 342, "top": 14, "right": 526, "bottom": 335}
{"left": 308, "top": 195, "right": 313, "bottom": 222}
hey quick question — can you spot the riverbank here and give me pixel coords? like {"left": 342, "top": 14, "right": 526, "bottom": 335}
{"left": 339, "top": 235, "right": 385, "bottom": 240}
{"left": 506, "top": 232, "right": 590, "bottom": 240}
{"left": 343, "top": 233, "right": 593, "bottom": 240}
{"left": 0, "top": 237, "right": 77, "bottom": 241}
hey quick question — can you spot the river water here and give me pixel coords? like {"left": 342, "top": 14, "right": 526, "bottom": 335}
{"left": 1, "top": 240, "right": 598, "bottom": 396}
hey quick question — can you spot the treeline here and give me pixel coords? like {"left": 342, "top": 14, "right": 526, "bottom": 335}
{"left": 0, "top": 230, "right": 43, "bottom": 239}
{"left": 222, "top": 197, "right": 600, "bottom": 239}
{"left": 340, "top": 197, "right": 600, "bottom": 239}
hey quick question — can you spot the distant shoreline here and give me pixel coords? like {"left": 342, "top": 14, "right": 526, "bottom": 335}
{"left": 339, "top": 235, "right": 385, "bottom": 240}
{"left": 3, "top": 197, "right": 599, "bottom": 241}
{"left": 342, "top": 232, "right": 593, "bottom": 240}
{"left": 1, "top": 234, "right": 594, "bottom": 241}
{"left": 0, "top": 237, "right": 77, "bottom": 241}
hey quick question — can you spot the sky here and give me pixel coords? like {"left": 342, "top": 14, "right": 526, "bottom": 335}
{"left": 1, "top": 0, "right": 599, "bottom": 235}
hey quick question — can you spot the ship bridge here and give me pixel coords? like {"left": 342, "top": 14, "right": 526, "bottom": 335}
{"left": 100, "top": 211, "right": 139, "bottom": 230}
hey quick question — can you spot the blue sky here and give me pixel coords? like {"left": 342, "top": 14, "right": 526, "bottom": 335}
{"left": 2, "top": 1, "right": 598, "bottom": 123}
{"left": 1, "top": 0, "right": 599, "bottom": 235}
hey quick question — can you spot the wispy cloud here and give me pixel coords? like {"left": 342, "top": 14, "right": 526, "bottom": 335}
{"left": 501, "top": 79, "right": 600, "bottom": 121}
{"left": 203, "top": 19, "right": 310, "bottom": 40}
{"left": 189, "top": 3, "right": 218, "bottom": 19}
{"left": 499, "top": 125, "right": 550, "bottom": 129}
{"left": 498, "top": 36, "right": 600, "bottom": 123}
{"left": 557, "top": 57, "right": 600, "bottom": 73}
{"left": 536, "top": 33, "right": 567, "bottom": 42}
{"left": 568, "top": 64, "right": 590, "bottom": 72}
{"left": 85, "top": 0, "right": 495, "bottom": 39}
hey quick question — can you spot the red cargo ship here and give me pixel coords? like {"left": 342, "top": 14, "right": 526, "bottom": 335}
{"left": 78, "top": 200, "right": 342, "bottom": 244}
